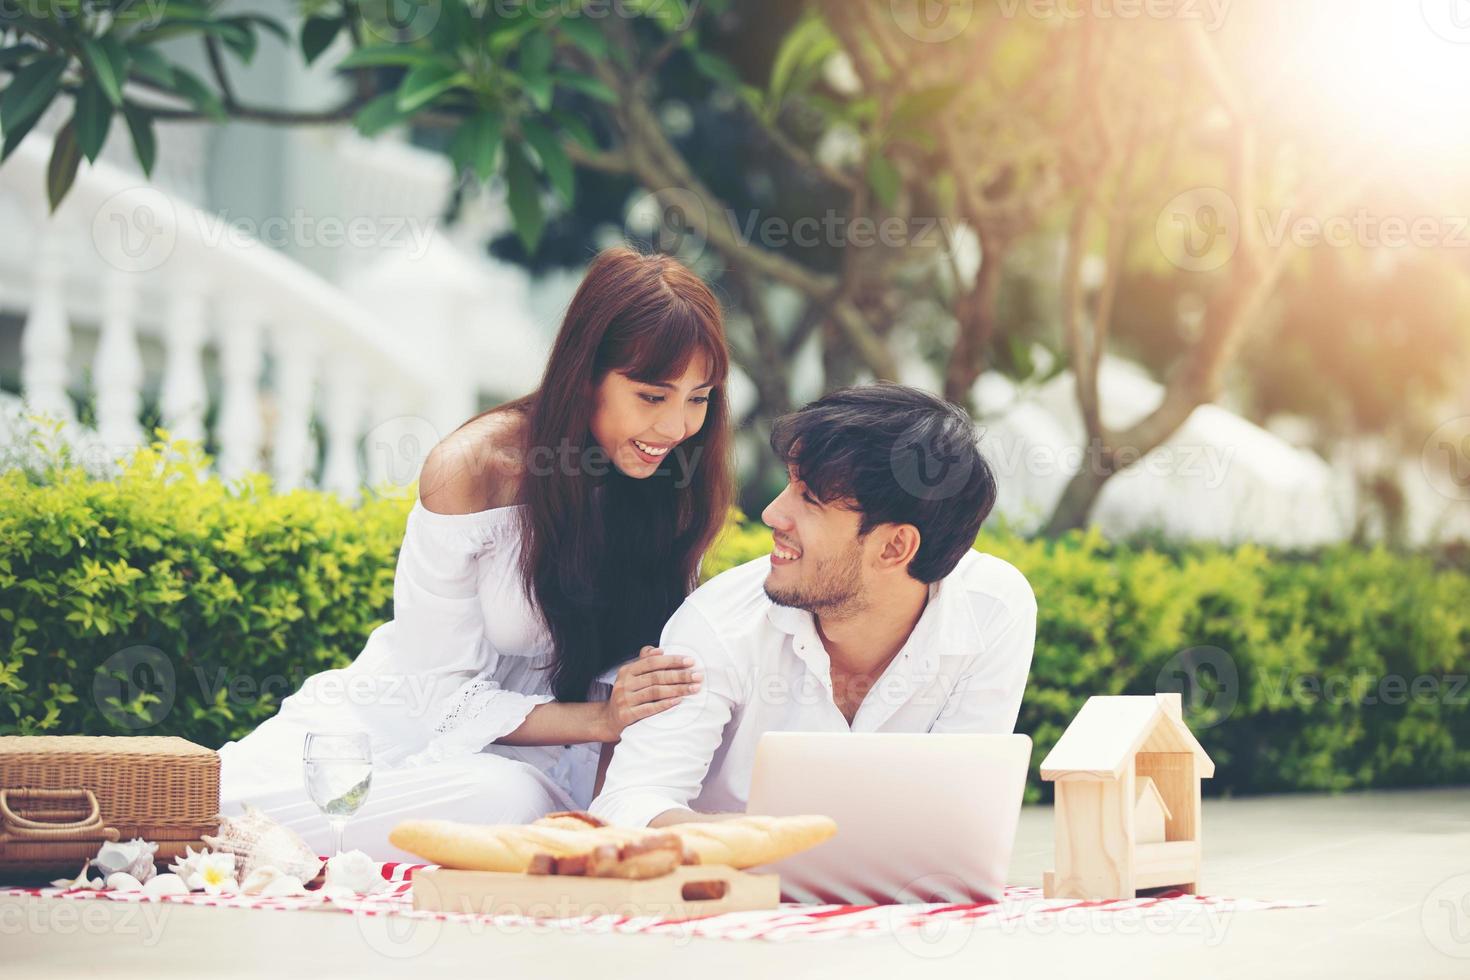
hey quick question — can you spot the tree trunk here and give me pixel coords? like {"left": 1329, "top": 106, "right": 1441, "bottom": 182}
{"left": 1040, "top": 449, "right": 1116, "bottom": 536}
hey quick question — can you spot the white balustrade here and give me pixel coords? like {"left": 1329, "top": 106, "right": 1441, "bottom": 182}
{"left": 18, "top": 225, "right": 73, "bottom": 423}
{"left": 270, "top": 325, "right": 319, "bottom": 492}
{"left": 216, "top": 298, "right": 265, "bottom": 481}
{"left": 93, "top": 269, "right": 144, "bottom": 449}
{"left": 160, "top": 271, "right": 210, "bottom": 446}
{"left": 321, "top": 358, "right": 367, "bottom": 498}
{"left": 0, "top": 130, "right": 463, "bottom": 494}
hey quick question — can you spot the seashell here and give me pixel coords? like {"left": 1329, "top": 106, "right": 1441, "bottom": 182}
{"left": 241, "top": 865, "right": 287, "bottom": 895}
{"left": 105, "top": 872, "right": 144, "bottom": 892}
{"left": 50, "top": 861, "right": 104, "bottom": 890}
{"left": 203, "top": 804, "right": 323, "bottom": 882}
{"left": 324, "top": 849, "right": 385, "bottom": 895}
{"left": 141, "top": 873, "right": 189, "bottom": 898}
{"left": 258, "top": 875, "right": 310, "bottom": 898}
{"left": 94, "top": 839, "right": 159, "bottom": 883}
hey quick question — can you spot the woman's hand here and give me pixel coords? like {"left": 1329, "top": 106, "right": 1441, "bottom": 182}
{"left": 600, "top": 645, "right": 703, "bottom": 742}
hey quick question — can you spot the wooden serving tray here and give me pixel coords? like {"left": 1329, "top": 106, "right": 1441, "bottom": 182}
{"left": 411, "top": 864, "right": 780, "bottom": 919}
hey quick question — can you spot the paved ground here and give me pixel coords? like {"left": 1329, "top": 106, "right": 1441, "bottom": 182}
{"left": 4, "top": 786, "right": 1468, "bottom": 979}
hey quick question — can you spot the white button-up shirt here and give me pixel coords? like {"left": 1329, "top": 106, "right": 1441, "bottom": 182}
{"left": 588, "top": 549, "right": 1038, "bottom": 828}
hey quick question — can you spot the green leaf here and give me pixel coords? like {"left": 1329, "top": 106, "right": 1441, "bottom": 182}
{"left": 217, "top": 18, "right": 260, "bottom": 64}
{"left": 337, "top": 44, "right": 433, "bottom": 69}
{"left": 395, "top": 62, "right": 468, "bottom": 113}
{"left": 623, "top": 0, "right": 691, "bottom": 32}
{"left": 867, "top": 153, "right": 900, "bottom": 209}
{"left": 47, "top": 119, "right": 82, "bottom": 213}
{"left": 520, "top": 30, "right": 554, "bottom": 80}
{"left": 518, "top": 31, "right": 554, "bottom": 111}
{"left": 300, "top": 16, "right": 342, "bottom": 65}
{"left": 521, "top": 119, "right": 573, "bottom": 206}
{"left": 0, "top": 43, "right": 42, "bottom": 71}
{"left": 557, "top": 16, "right": 607, "bottom": 61}
{"left": 503, "top": 139, "right": 545, "bottom": 254}
{"left": 449, "top": 112, "right": 504, "bottom": 183}
{"left": 127, "top": 45, "right": 176, "bottom": 87}
{"left": 550, "top": 71, "right": 616, "bottom": 105}
{"left": 73, "top": 80, "right": 113, "bottom": 162}
{"left": 768, "top": 15, "right": 836, "bottom": 110}
{"left": 889, "top": 83, "right": 963, "bottom": 135}
{"left": 79, "top": 34, "right": 130, "bottom": 108}
{"left": 522, "top": 72, "right": 553, "bottom": 112}
{"left": 549, "top": 108, "right": 598, "bottom": 152}
{"left": 0, "top": 55, "right": 68, "bottom": 137}
{"left": 122, "top": 104, "right": 157, "bottom": 176}
{"left": 352, "top": 90, "right": 410, "bottom": 137}
{"left": 169, "top": 66, "right": 227, "bottom": 122}
{"left": 234, "top": 13, "right": 290, "bottom": 43}
{"left": 691, "top": 50, "right": 740, "bottom": 87}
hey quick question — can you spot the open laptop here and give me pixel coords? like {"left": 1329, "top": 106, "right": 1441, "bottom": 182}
{"left": 744, "top": 731, "right": 1032, "bottom": 905}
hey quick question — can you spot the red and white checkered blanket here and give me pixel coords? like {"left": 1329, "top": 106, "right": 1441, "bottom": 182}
{"left": 1, "top": 860, "right": 1320, "bottom": 943}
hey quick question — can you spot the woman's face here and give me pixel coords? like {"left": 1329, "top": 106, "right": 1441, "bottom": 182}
{"left": 589, "top": 355, "right": 716, "bottom": 478}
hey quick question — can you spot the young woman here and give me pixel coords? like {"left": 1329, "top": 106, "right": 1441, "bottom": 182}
{"left": 217, "top": 247, "right": 733, "bottom": 860}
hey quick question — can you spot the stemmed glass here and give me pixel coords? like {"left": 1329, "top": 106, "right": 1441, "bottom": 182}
{"left": 302, "top": 731, "right": 373, "bottom": 858}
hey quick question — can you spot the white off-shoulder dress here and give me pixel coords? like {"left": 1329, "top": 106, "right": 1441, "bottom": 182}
{"left": 216, "top": 499, "right": 618, "bottom": 863}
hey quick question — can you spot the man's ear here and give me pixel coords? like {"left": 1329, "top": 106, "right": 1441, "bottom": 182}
{"left": 873, "top": 523, "right": 921, "bottom": 571}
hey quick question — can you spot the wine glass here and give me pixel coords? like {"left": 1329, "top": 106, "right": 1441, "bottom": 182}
{"left": 302, "top": 731, "right": 373, "bottom": 858}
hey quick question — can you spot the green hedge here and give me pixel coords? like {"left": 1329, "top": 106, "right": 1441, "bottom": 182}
{"left": 3, "top": 439, "right": 1468, "bottom": 800}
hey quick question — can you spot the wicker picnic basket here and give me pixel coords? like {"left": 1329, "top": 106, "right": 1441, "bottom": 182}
{"left": 0, "top": 735, "right": 222, "bottom": 878}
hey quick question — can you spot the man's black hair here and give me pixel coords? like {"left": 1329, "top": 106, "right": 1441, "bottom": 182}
{"left": 769, "top": 382, "right": 998, "bottom": 583}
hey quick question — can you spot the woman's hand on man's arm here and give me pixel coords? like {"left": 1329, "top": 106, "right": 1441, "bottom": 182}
{"left": 493, "top": 645, "right": 703, "bottom": 747}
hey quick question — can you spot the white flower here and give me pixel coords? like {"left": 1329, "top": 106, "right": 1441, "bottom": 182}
{"left": 188, "top": 852, "right": 238, "bottom": 895}
{"left": 94, "top": 838, "right": 159, "bottom": 884}
{"left": 169, "top": 844, "right": 209, "bottom": 885}
{"left": 324, "top": 849, "right": 385, "bottom": 895}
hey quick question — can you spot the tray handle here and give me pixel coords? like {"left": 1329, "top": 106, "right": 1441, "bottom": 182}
{"left": 0, "top": 788, "right": 121, "bottom": 843}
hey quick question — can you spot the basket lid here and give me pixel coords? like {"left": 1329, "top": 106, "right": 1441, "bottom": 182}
{"left": 0, "top": 736, "right": 217, "bottom": 759}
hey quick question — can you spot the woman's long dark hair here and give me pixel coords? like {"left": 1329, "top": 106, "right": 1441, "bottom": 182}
{"left": 498, "top": 246, "right": 732, "bottom": 702}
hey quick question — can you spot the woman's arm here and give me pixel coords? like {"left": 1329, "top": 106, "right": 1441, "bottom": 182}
{"left": 494, "top": 646, "right": 704, "bottom": 747}
{"left": 495, "top": 701, "right": 612, "bottom": 746}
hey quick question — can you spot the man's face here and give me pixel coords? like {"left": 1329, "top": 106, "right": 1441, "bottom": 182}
{"left": 760, "top": 465, "right": 869, "bottom": 614}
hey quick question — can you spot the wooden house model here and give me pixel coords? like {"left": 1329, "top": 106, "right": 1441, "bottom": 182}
{"left": 1040, "top": 692, "right": 1214, "bottom": 899}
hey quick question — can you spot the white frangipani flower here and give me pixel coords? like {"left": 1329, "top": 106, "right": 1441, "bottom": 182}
{"left": 188, "top": 852, "right": 238, "bottom": 895}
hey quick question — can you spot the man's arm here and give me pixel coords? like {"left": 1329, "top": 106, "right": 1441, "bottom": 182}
{"left": 929, "top": 590, "right": 1037, "bottom": 734}
{"left": 588, "top": 601, "right": 742, "bottom": 827}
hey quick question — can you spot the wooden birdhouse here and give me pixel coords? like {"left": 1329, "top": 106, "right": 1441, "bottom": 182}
{"left": 1040, "top": 692, "right": 1214, "bottom": 900}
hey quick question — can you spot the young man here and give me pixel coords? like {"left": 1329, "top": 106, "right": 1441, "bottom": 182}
{"left": 588, "top": 383, "right": 1037, "bottom": 828}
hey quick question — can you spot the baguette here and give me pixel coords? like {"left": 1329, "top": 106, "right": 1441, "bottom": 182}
{"left": 389, "top": 812, "right": 836, "bottom": 874}
{"left": 665, "top": 815, "right": 837, "bottom": 869}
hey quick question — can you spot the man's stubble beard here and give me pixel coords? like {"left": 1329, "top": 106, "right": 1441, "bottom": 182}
{"left": 763, "top": 542, "right": 867, "bottom": 616}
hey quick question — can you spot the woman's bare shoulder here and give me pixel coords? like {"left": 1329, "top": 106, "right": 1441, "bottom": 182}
{"left": 418, "top": 409, "right": 529, "bottom": 514}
